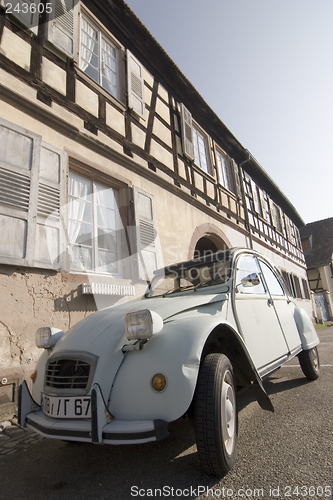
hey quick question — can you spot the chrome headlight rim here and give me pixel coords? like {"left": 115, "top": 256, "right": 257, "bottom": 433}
{"left": 125, "top": 309, "right": 163, "bottom": 341}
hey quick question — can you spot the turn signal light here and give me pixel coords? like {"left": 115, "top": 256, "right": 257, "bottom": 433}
{"left": 152, "top": 373, "right": 167, "bottom": 392}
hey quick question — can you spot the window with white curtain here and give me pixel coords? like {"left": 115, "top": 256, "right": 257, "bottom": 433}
{"left": 79, "top": 14, "right": 118, "bottom": 98}
{"left": 68, "top": 171, "right": 121, "bottom": 275}
{"left": 216, "top": 150, "right": 232, "bottom": 191}
{"left": 192, "top": 125, "right": 211, "bottom": 174}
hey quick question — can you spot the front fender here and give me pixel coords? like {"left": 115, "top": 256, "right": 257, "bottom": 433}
{"left": 109, "top": 314, "right": 273, "bottom": 422}
{"left": 109, "top": 315, "right": 224, "bottom": 422}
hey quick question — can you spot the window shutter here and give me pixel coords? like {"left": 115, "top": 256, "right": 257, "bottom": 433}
{"left": 180, "top": 103, "right": 194, "bottom": 160}
{"left": 127, "top": 50, "right": 145, "bottom": 119}
{"left": 34, "top": 143, "right": 67, "bottom": 270}
{"left": 1, "top": 0, "right": 39, "bottom": 34}
{"left": 251, "top": 180, "right": 261, "bottom": 214}
{"left": 47, "top": 0, "right": 78, "bottom": 59}
{"left": 231, "top": 159, "right": 242, "bottom": 199}
{"left": 134, "top": 188, "right": 158, "bottom": 281}
{"left": 269, "top": 198, "right": 277, "bottom": 227}
{"left": 259, "top": 189, "right": 270, "bottom": 222}
{"left": 0, "top": 118, "right": 41, "bottom": 267}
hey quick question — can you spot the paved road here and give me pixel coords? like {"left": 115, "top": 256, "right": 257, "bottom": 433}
{"left": 0, "top": 327, "right": 332, "bottom": 500}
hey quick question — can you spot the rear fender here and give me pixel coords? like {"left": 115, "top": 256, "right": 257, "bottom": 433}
{"left": 294, "top": 307, "right": 320, "bottom": 350}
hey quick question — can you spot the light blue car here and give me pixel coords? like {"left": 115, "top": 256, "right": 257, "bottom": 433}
{"left": 19, "top": 248, "right": 319, "bottom": 476}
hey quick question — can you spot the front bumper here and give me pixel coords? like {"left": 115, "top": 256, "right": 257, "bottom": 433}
{"left": 19, "top": 381, "right": 169, "bottom": 445}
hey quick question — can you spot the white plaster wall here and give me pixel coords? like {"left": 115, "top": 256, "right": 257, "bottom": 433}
{"left": 42, "top": 58, "right": 67, "bottom": 95}
{"left": 0, "top": 28, "right": 31, "bottom": 71}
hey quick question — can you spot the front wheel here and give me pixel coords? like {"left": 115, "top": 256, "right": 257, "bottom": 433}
{"left": 194, "top": 353, "right": 238, "bottom": 476}
{"left": 298, "top": 347, "right": 320, "bottom": 380}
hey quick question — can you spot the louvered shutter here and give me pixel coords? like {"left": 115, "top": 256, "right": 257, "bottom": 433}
{"left": 269, "top": 198, "right": 277, "bottom": 227}
{"left": 180, "top": 103, "right": 194, "bottom": 160}
{"left": 259, "top": 189, "right": 270, "bottom": 222}
{"left": 127, "top": 51, "right": 145, "bottom": 119}
{"left": 134, "top": 188, "right": 158, "bottom": 281}
{"left": 0, "top": 0, "right": 39, "bottom": 34}
{"left": 34, "top": 143, "right": 66, "bottom": 270}
{"left": 231, "top": 159, "right": 242, "bottom": 199}
{"left": 251, "top": 180, "right": 261, "bottom": 214}
{"left": 0, "top": 118, "right": 41, "bottom": 266}
{"left": 47, "top": 0, "right": 78, "bottom": 58}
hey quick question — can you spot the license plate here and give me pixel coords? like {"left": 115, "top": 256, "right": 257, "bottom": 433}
{"left": 42, "top": 394, "right": 91, "bottom": 419}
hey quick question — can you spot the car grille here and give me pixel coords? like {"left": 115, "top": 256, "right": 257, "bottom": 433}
{"left": 45, "top": 359, "right": 91, "bottom": 390}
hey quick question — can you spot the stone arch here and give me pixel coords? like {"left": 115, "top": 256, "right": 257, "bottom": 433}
{"left": 188, "top": 224, "right": 232, "bottom": 259}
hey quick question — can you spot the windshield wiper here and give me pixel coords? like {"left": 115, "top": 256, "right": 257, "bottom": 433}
{"left": 163, "top": 284, "right": 195, "bottom": 296}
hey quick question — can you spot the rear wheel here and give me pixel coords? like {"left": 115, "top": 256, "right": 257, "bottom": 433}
{"left": 194, "top": 353, "right": 238, "bottom": 476}
{"left": 298, "top": 347, "right": 320, "bottom": 380}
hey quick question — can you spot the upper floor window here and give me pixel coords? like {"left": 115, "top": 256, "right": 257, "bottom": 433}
{"left": 79, "top": 15, "right": 118, "bottom": 99}
{"left": 193, "top": 125, "right": 210, "bottom": 174}
{"left": 216, "top": 150, "right": 232, "bottom": 191}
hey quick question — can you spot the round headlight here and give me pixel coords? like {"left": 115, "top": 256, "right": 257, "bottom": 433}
{"left": 151, "top": 373, "right": 167, "bottom": 392}
{"left": 125, "top": 309, "right": 163, "bottom": 341}
{"left": 36, "top": 327, "right": 64, "bottom": 349}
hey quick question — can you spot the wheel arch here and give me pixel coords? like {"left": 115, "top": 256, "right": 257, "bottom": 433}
{"left": 194, "top": 324, "right": 274, "bottom": 412}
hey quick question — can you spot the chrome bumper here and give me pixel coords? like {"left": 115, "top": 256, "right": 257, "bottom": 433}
{"left": 19, "top": 381, "right": 169, "bottom": 445}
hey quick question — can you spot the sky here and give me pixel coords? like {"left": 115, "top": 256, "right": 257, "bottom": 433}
{"left": 125, "top": 0, "right": 333, "bottom": 225}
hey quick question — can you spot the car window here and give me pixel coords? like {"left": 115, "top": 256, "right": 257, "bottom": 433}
{"left": 259, "top": 260, "right": 285, "bottom": 296}
{"left": 235, "top": 255, "right": 266, "bottom": 294}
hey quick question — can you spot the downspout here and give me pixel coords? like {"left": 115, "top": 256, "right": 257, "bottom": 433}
{"left": 237, "top": 151, "right": 253, "bottom": 249}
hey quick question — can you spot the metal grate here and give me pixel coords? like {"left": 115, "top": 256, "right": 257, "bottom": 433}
{"left": 45, "top": 359, "right": 91, "bottom": 390}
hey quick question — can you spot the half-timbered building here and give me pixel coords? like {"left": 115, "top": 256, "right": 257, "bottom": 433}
{"left": 0, "top": 0, "right": 311, "bottom": 418}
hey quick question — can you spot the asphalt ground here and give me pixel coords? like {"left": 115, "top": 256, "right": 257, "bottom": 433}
{"left": 0, "top": 327, "right": 332, "bottom": 500}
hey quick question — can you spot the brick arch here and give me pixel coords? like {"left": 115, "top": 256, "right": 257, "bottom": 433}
{"left": 188, "top": 224, "right": 232, "bottom": 260}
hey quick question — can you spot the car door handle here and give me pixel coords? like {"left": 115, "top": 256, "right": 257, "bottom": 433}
{"left": 267, "top": 298, "right": 274, "bottom": 307}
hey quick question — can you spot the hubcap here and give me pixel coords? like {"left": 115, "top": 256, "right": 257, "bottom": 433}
{"left": 221, "top": 371, "right": 236, "bottom": 455}
{"left": 311, "top": 348, "right": 319, "bottom": 371}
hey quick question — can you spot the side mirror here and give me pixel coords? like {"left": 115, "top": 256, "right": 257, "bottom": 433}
{"left": 237, "top": 273, "right": 261, "bottom": 290}
{"left": 241, "top": 273, "right": 260, "bottom": 287}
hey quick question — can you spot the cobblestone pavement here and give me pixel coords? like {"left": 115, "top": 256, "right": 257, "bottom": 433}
{"left": 0, "top": 420, "right": 44, "bottom": 456}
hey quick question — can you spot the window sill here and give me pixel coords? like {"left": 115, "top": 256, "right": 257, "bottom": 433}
{"left": 76, "top": 69, "right": 127, "bottom": 114}
{"left": 192, "top": 163, "right": 216, "bottom": 183}
{"left": 217, "top": 183, "right": 236, "bottom": 199}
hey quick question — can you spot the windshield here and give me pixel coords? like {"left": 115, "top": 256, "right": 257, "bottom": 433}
{"left": 145, "top": 252, "right": 232, "bottom": 298}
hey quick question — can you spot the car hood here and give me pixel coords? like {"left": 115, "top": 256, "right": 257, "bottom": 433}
{"left": 45, "top": 289, "right": 229, "bottom": 400}
{"left": 52, "top": 288, "right": 229, "bottom": 354}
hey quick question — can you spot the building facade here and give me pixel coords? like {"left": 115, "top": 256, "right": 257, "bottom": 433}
{"left": 0, "top": 0, "right": 311, "bottom": 419}
{"left": 300, "top": 218, "right": 333, "bottom": 322}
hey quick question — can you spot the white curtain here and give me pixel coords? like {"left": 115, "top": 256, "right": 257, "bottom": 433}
{"left": 101, "top": 38, "right": 117, "bottom": 94}
{"left": 68, "top": 172, "right": 91, "bottom": 249}
{"left": 80, "top": 17, "right": 97, "bottom": 73}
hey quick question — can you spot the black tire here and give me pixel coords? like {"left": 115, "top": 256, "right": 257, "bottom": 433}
{"left": 298, "top": 347, "right": 320, "bottom": 380}
{"left": 194, "top": 353, "right": 238, "bottom": 476}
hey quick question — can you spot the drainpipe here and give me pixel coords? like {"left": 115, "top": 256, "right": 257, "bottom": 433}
{"left": 237, "top": 151, "right": 253, "bottom": 249}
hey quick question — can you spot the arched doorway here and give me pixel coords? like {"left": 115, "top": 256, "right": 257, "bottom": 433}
{"left": 194, "top": 236, "right": 218, "bottom": 258}
{"left": 188, "top": 224, "right": 231, "bottom": 260}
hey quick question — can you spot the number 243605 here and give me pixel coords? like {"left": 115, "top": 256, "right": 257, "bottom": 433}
{"left": 4, "top": 3, "right": 52, "bottom": 14}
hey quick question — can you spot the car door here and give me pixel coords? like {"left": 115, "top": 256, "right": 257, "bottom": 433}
{"left": 258, "top": 259, "right": 301, "bottom": 354}
{"left": 233, "top": 254, "right": 289, "bottom": 373}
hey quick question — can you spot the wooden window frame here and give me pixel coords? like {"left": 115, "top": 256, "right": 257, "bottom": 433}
{"left": 192, "top": 121, "right": 213, "bottom": 176}
{"left": 214, "top": 146, "right": 233, "bottom": 193}
{"left": 79, "top": 10, "right": 124, "bottom": 102}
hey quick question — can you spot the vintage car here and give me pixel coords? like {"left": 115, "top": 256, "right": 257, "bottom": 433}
{"left": 19, "top": 248, "right": 320, "bottom": 476}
